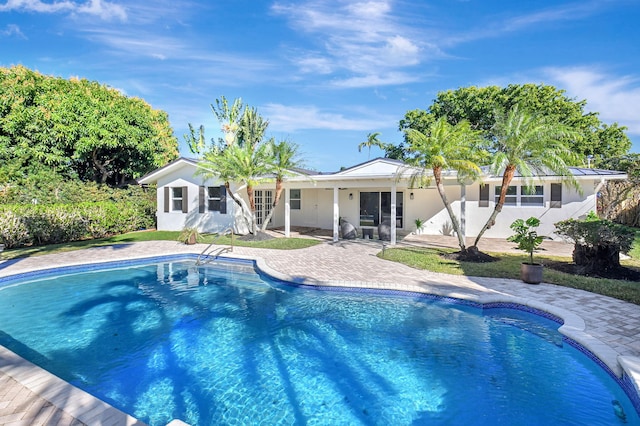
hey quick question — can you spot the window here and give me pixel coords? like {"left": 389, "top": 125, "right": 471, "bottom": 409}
{"left": 521, "top": 186, "right": 544, "bottom": 206}
{"left": 290, "top": 189, "right": 301, "bottom": 210}
{"left": 164, "top": 186, "right": 188, "bottom": 213}
{"left": 493, "top": 185, "right": 545, "bottom": 207}
{"left": 495, "top": 186, "right": 517, "bottom": 206}
{"left": 172, "top": 187, "right": 184, "bottom": 211}
{"left": 199, "top": 185, "right": 227, "bottom": 214}
{"left": 359, "top": 191, "right": 403, "bottom": 228}
{"left": 550, "top": 183, "right": 562, "bottom": 208}
{"left": 479, "top": 185, "right": 489, "bottom": 207}
{"left": 207, "top": 186, "right": 221, "bottom": 211}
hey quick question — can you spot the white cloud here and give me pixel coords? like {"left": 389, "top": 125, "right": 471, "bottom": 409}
{"left": 271, "top": 0, "right": 432, "bottom": 86}
{"left": 75, "top": 0, "right": 126, "bottom": 21}
{"left": 0, "top": 0, "right": 126, "bottom": 21}
{"left": 1, "top": 23, "right": 25, "bottom": 38}
{"left": 331, "top": 71, "right": 420, "bottom": 88}
{"left": 443, "top": 1, "right": 608, "bottom": 46}
{"left": 543, "top": 67, "right": 640, "bottom": 135}
{"left": 261, "top": 103, "right": 395, "bottom": 132}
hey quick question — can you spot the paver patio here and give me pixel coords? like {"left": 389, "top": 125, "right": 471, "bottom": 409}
{"left": 0, "top": 238, "right": 638, "bottom": 425}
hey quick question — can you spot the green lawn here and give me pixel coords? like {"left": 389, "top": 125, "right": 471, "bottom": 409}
{"left": 0, "top": 230, "right": 320, "bottom": 260}
{"left": 379, "top": 246, "right": 640, "bottom": 305}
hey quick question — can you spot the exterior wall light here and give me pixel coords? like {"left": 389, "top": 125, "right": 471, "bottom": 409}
{"left": 410, "top": 192, "right": 414, "bottom": 200}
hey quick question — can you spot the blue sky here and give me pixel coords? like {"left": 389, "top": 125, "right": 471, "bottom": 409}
{"left": 1, "top": 0, "right": 639, "bottom": 172}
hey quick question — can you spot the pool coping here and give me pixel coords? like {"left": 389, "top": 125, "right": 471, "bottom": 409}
{"left": 0, "top": 250, "right": 639, "bottom": 424}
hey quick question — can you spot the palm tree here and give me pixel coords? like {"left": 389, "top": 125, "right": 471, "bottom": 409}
{"left": 404, "top": 116, "right": 486, "bottom": 252}
{"left": 195, "top": 97, "right": 273, "bottom": 234}
{"left": 472, "top": 105, "right": 581, "bottom": 247}
{"left": 200, "top": 141, "right": 272, "bottom": 234}
{"left": 261, "top": 139, "right": 303, "bottom": 231}
{"left": 358, "top": 132, "right": 386, "bottom": 159}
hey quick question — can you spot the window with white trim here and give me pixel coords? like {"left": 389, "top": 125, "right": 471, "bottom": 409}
{"left": 495, "top": 185, "right": 544, "bottom": 207}
{"left": 290, "top": 189, "right": 301, "bottom": 210}
{"left": 172, "top": 187, "right": 184, "bottom": 211}
{"left": 495, "top": 185, "right": 517, "bottom": 206}
{"left": 521, "top": 185, "right": 544, "bottom": 206}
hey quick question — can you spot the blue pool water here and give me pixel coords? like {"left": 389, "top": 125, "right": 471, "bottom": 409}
{"left": 0, "top": 257, "right": 638, "bottom": 425}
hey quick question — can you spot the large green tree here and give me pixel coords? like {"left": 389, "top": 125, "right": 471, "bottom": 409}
{"left": 404, "top": 116, "right": 486, "bottom": 252}
{"left": 0, "top": 65, "right": 178, "bottom": 186}
{"left": 428, "top": 84, "right": 631, "bottom": 163}
{"left": 398, "top": 84, "right": 630, "bottom": 164}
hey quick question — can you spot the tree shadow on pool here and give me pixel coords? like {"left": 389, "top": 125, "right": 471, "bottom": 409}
{"left": 3, "top": 262, "right": 458, "bottom": 425}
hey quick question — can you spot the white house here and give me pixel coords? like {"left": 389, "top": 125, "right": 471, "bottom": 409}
{"left": 137, "top": 157, "right": 627, "bottom": 245}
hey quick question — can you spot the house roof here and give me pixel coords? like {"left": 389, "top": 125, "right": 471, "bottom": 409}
{"left": 137, "top": 157, "right": 201, "bottom": 184}
{"left": 479, "top": 165, "right": 627, "bottom": 179}
{"left": 138, "top": 156, "right": 628, "bottom": 185}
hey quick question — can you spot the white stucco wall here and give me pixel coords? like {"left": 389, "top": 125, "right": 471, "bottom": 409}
{"left": 154, "top": 163, "right": 237, "bottom": 233}
{"left": 147, "top": 158, "right": 608, "bottom": 241}
{"left": 421, "top": 180, "right": 598, "bottom": 240}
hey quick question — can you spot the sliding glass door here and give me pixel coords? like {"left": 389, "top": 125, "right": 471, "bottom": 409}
{"left": 359, "top": 192, "right": 403, "bottom": 228}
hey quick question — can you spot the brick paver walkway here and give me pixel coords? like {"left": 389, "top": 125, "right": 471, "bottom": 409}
{"left": 0, "top": 239, "right": 638, "bottom": 425}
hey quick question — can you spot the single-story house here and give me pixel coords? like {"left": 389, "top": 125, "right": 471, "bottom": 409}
{"left": 137, "top": 157, "right": 627, "bottom": 245}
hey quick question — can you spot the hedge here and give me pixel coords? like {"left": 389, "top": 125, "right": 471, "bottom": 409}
{"left": 0, "top": 201, "right": 155, "bottom": 248}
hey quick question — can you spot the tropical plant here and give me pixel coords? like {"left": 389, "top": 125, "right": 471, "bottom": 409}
{"left": 472, "top": 105, "right": 581, "bottom": 247}
{"left": 507, "top": 217, "right": 544, "bottom": 265}
{"left": 414, "top": 218, "right": 425, "bottom": 233}
{"left": 261, "top": 139, "right": 303, "bottom": 231}
{"left": 178, "top": 227, "right": 200, "bottom": 245}
{"left": 403, "top": 116, "right": 486, "bottom": 253}
{"left": 358, "top": 132, "right": 386, "bottom": 159}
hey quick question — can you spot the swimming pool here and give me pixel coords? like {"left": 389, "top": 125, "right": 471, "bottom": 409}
{"left": 0, "top": 256, "right": 638, "bottom": 425}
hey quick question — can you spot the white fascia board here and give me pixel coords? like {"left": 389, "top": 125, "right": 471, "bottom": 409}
{"left": 138, "top": 158, "right": 215, "bottom": 184}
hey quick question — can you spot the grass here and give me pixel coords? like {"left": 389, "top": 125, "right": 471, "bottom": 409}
{"left": 380, "top": 247, "right": 640, "bottom": 305}
{"left": 0, "top": 230, "right": 320, "bottom": 260}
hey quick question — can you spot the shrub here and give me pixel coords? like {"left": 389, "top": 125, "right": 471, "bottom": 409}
{"left": 0, "top": 201, "right": 153, "bottom": 248}
{"left": 0, "top": 210, "right": 30, "bottom": 248}
{"left": 555, "top": 218, "right": 635, "bottom": 274}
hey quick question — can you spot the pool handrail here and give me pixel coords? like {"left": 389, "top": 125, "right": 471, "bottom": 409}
{"left": 196, "top": 228, "right": 234, "bottom": 265}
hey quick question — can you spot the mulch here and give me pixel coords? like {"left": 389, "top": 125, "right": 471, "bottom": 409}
{"left": 442, "top": 250, "right": 640, "bottom": 281}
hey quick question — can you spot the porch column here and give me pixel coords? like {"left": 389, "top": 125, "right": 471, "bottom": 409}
{"left": 460, "top": 184, "right": 466, "bottom": 239}
{"left": 390, "top": 183, "right": 397, "bottom": 245}
{"left": 333, "top": 186, "right": 339, "bottom": 242}
{"left": 284, "top": 187, "right": 291, "bottom": 238}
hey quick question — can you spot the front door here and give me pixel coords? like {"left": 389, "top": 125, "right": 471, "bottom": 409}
{"left": 255, "top": 190, "right": 273, "bottom": 227}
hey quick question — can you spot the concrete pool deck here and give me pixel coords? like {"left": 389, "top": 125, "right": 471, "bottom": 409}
{"left": 0, "top": 239, "right": 638, "bottom": 425}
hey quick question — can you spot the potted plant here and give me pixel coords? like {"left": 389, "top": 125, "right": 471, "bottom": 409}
{"left": 507, "top": 217, "right": 544, "bottom": 284}
{"left": 178, "top": 227, "right": 200, "bottom": 245}
{"left": 414, "top": 218, "right": 425, "bottom": 235}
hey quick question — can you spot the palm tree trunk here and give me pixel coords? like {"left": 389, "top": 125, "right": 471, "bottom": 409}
{"left": 261, "top": 178, "right": 283, "bottom": 232}
{"left": 473, "top": 164, "right": 516, "bottom": 247}
{"left": 246, "top": 185, "right": 257, "bottom": 234}
{"left": 434, "top": 167, "right": 466, "bottom": 251}
{"left": 224, "top": 181, "right": 253, "bottom": 233}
